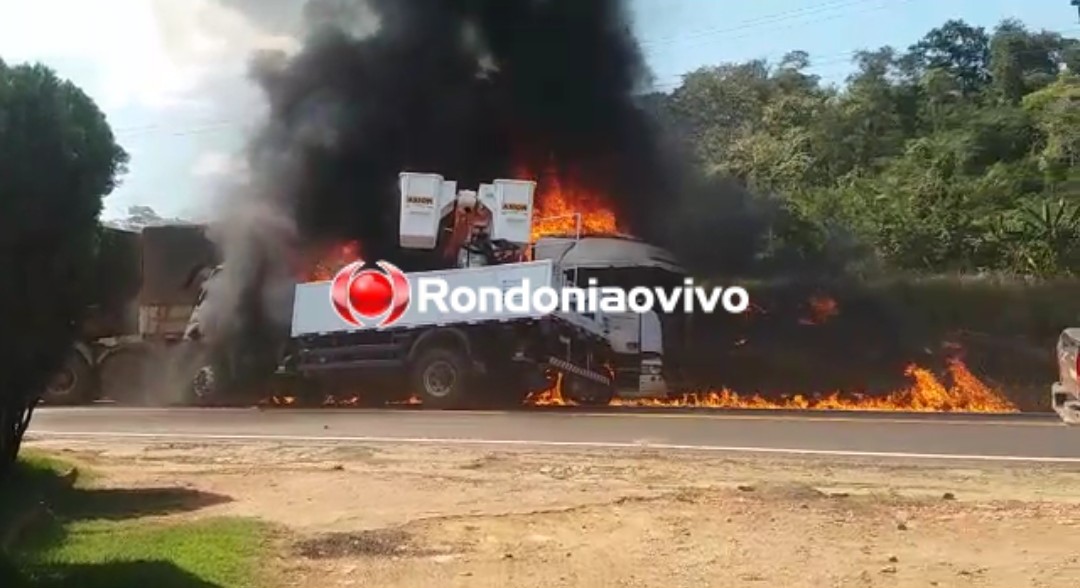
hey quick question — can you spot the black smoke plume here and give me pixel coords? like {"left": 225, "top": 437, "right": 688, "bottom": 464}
{"left": 247, "top": 0, "right": 673, "bottom": 257}
{"left": 200, "top": 0, "right": 771, "bottom": 384}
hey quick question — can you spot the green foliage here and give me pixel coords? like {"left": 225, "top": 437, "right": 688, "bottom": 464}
{"left": 659, "top": 18, "right": 1080, "bottom": 277}
{"left": 0, "top": 60, "right": 127, "bottom": 468}
{"left": 3, "top": 453, "right": 268, "bottom": 588}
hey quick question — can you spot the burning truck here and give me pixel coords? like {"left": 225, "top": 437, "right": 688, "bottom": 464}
{"left": 185, "top": 171, "right": 693, "bottom": 408}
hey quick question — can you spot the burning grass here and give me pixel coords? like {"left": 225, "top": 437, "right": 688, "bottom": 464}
{"left": 260, "top": 357, "right": 1017, "bottom": 413}
{"left": 281, "top": 173, "right": 1032, "bottom": 415}
{"left": 526, "top": 358, "right": 1018, "bottom": 413}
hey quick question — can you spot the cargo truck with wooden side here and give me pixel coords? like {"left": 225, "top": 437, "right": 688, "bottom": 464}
{"left": 42, "top": 224, "right": 218, "bottom": 405}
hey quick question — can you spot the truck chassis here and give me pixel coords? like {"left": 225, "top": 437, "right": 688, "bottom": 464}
{"left": 285, "top": 314, "right": 616, "bottom": 409}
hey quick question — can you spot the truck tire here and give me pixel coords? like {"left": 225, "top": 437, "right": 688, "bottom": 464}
{"left": 563, "top": 374, "right": 614, "bottom": 407}
{"left": 42, "top": 350, "right": 96, "bottom": 405}
{"left": 188, "top": 365, "right": 217, "bottom": 405}
{"left": 409, "top": 347, "right": 472, "bottom": 409}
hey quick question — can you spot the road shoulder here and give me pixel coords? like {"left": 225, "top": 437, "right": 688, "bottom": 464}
{"left": 21, "top": 438, "right": 1080, "bottom": 588}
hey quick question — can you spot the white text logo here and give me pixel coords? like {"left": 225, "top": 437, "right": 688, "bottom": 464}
{"left": 415, "top": 278, "right": 749, "bottom": 315}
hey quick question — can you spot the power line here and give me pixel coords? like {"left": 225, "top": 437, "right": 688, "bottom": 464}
{"left": 638, "top": 0, "right": 879, "bottom": 48}
{"left": 108, "top": 2, "right": 919, "bottom": 141}
{"left": 646, "top": 0, "right": 919, "bottom": 55}
{"left": 648, "top": 26, "right": 1080, "bottom": 91}
{"left": 112, "top": 119, "right": 241, "bottom": 137}
{"left": 104, "top": 16, "right": 1080, "bottom": 139}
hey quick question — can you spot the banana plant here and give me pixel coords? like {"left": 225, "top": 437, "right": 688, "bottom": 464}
{"left": 1017, "top": 198, "right": 1080, "bottom": 242}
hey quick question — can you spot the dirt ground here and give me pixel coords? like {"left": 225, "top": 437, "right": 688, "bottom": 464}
{"left": 23, "top": 437, "right": 1080, "bottom": 588}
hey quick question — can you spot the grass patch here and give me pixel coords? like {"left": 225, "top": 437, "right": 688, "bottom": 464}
{"left": 19, "top": 517, "right": 269, "bottom": 588}
{"left": 2, "top": 452, "right": 272, "bottom": 588}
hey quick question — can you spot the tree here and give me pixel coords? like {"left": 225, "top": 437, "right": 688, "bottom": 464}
{"left": 906, "top": 20, "right": 992, "bottom": 98}
{"left": 0, "top": 60, "right": 127, "bottom": 473}
{"left": 107, "top": 205, "right": 193, "bottom": 232}
{"left": 666, "top": 60, "right": 772, "bottom": 171}
{"left": 654, "top": 17, "right": 1080, "bottom": 277}
{"left": 990, "top": 20, "right": 1071, "bottom": 104}
{"left": 1024, "top": 72, "right": 1080, "bottom": 183}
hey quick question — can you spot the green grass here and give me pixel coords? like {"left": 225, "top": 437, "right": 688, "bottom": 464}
{"left": 2, "top": 452, "right": 273, "bottom": 588}
{"left": 20, "top": 518, "right": 269, "bottom": 588}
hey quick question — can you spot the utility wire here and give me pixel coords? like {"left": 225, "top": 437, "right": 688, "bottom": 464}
{"left": 638, "top": 0, "right": 881, "bottom": 48}
{"left": 649, "top": 26, "right": 1080, "bottom": 91}
{"left": 647, "top": 0, "right": 918, "bottom": 55}
{"left": 106, "top": 15, "right": 1079, "bottom": 137}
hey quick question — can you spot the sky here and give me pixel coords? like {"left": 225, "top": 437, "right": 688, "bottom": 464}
{"left": 0, "top": 0, "right": 1076, "bottom": 223}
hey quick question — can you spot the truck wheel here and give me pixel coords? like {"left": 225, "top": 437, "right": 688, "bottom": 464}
{"left": 42, "top": 350, "right": 96, "bottom": 405}
{"left": 409, "top": 347, "right": 472, "bottom": 409}
{"left": 188, "top": 365, "right": 216, "bottom": 405}
{"left": 564, "top": 374, "right": 614, "bottom": 407}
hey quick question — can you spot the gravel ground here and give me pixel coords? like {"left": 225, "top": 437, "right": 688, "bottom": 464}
{"left": 24, "top": 437, "right": 1080, "bottom": 588}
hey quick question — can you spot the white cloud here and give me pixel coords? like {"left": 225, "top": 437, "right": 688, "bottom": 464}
{"left": 192, "top": 150, "right": 248, "bottom": 179}
{"left": 0, "top": 0, "right": 299, "bottom": 113}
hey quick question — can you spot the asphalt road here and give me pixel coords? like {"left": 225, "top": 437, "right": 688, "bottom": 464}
{"left": 25, "top": 406, "right": 1080, "bottom": 464}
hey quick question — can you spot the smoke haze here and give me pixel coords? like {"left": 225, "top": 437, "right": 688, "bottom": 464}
{"left": 238, "top": 0, "right": 676, "bottom": 257}
{"left": 195, "top": 0, "right": 773, "bottom": 380}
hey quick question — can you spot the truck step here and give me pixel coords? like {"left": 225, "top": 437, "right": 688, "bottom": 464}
{"left": 547, "top": 357, "right": 611, "bottom": 386}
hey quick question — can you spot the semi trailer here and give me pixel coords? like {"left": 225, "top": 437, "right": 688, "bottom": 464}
{"left": 42, "top": 224, "right": 218, "bottom": 405}
{"left": 187, "top": 171, "right": 691, "bottom": 408}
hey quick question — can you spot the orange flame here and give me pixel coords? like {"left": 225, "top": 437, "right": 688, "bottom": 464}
{"left": 306, "top": 240, "right": 363, "bottom": 281}
{"left": 520, "top": 166, "right": 619, "bottom": 241}
{"left": 261, "top": 358, "right": 1015, "bottom": 413}
{"left": 799, "top": 295, "right": 839, "bottom": 326}
{"left": 527, "top": 358, "right": 1017, "bottom": 413}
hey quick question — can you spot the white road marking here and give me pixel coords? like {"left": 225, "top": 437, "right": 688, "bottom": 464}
{"left": 26, "top": 430, "right": 1080, "bottom": 464}
{"left": 32, "top": 406, "right": 1060, "bottom": 427}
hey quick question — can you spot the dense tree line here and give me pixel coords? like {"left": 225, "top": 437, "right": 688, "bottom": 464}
{"left": 656, "top": 19, "right": 1080, "bottom": 277}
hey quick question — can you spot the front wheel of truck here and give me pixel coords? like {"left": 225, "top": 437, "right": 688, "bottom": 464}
{"left": 409, "top": 347, "right": 472, "bottom": 409}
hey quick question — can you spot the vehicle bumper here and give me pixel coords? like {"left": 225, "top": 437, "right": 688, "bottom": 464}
{"left": 613, "top": 358, "right": 669, "bottom": 399}
{"left": 1051, "top": 383, "right": 1080, "bottom": 425}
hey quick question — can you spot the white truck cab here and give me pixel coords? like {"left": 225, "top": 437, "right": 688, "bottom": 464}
{"left": 604, "top": 310, "right": 669, "bottom": 398}
{"left": 532, "top": 235, "right": 688, "bottom": 400}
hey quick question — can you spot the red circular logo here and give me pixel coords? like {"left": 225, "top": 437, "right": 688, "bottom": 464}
{"left": 329, "top": 259, "right": 411, "bottom": 328}
{"left": 349, "top": 270, "right": 393, "bottom": 318}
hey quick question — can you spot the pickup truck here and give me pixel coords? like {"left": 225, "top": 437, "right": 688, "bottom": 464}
{"left": 1052, "top": 328, "right": 1080, "bottom": 425}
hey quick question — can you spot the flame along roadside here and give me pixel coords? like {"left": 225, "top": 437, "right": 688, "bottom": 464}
{"left": 285, "top": 171, "right": 1017, "bottom": 414}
